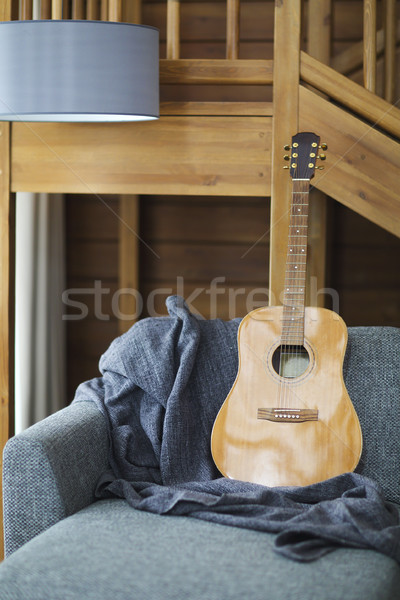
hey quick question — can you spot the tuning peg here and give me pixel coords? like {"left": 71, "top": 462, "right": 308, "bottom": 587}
{"left": 317, "top": 154, "right": 326, "bottom": 160}
{"left": 316, "top": 166, "right": 325, "bottom": 170}
{"left": 283, "top": 155, "right": 290, "bottom": 161}
{"left": 283, "top": 144, "right": 291, "bottom": 151}
{"left": 283, "top": 165, "right": 290, "bottom": 169}
{"left": 319, "top": 143, "right": 328, "bottom": 150}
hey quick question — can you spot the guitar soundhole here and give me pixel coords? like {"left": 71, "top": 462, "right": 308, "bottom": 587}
{"left": 272, "top": 345, "right": 310, "bottom": 379}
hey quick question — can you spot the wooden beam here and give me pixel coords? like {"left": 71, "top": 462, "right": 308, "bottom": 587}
{"left": 11, "top": 117, "right": 271, "bottom": 196}
{"left": 269, "top": 0, "right": 301, "bottom": 305}
{"left": 159, "top": 101, "right": 273, "bottom": 116}
{"left": 300, "top": 51, "right": 400, "bottom": 140}
{"left": 299, "top": 86, "right": 400, "bottom": 238}
{"left": 363, "top": 0, "right": 377, "bottom": 92}
{"left": 159, "top": 59, "right": 273, "bottom": 85}
{"left": 306, "top": 0, "right": 331, "bottom": 308}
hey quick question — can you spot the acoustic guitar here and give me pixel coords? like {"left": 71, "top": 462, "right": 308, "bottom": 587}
{"left": 211, "top": 131, "right": 363, "bottom": 487}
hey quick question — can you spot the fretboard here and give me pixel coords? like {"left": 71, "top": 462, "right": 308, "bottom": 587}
{"left": 281, "top": 179, "right": 310, "bottom": 345}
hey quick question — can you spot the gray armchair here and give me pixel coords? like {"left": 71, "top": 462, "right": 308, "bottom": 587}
{"left": 0, "top": 322, "right": 399, "bottom": 600}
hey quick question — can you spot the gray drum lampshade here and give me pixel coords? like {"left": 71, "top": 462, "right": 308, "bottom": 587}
{"left": 0, "top": 20, "right": 159, "bottom": 122}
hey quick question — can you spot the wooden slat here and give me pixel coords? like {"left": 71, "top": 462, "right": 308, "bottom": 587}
{"left": 300, "top": 51, "right": 400, "bottom": 139}
{"left": 20, "top": 0, "right": 32, "bottom": 20}
{"left": 159, "top": 59, "right": 273, "bottom": 85}
{"left": 72, "top": 0, "right": 85, "bottom": 20}
{"left": 226, "top": 0, "right": 240, "bottom": 60}
{"left": 299, "top": 86, "right": 400, "bottom": 238}
{"left": 269, "top": 0, "right": 301, "bottom": 305}
{"left": 384, "top": 0, "right": 397, "bottom": 102}
{"left": 166, "top": 0, "right": 180, "bottom": 59}
{"left": 101, "top": 0, "right": 109, "bottom": 21}
{"left": 41, "top": 0, "right": 51, "bottom": 19}
{"left": 0, "top": 0, "right": 12, "bottom": 564}
{"left": 51, "top": 0, "right": 62, "bottom": 19}
{"left": 11, "top": 117, "right": 271, "bottom": 196}
{"left": 160, "top": 101, "right": 274, "bottom": 116}
{"left": 118, "top": 196, "right": 140, "bottom": 333}
{"left": 86, "top": 0, "right": 99, "bottom": 20}
{"left": 363, "top": 0, "right": 377, "bottom": 92}
{"left": 122, "top": 0, "right": 141, "bottom": 24}
{"left": 108, "top": 0, "right": 122, "bottom": 22}
{"left": 66, "top": 195, "right": 119, "bottom": 240}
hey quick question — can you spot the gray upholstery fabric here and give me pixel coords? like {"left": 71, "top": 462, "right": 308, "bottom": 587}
{"left": 344, "top": 327, "right": 400, "bottom": 504}
{"left": 2, "top": 401, "right": 108, "bottom": 556}
{"left": 0, "top": 499, "right": 399, "bottom": 600}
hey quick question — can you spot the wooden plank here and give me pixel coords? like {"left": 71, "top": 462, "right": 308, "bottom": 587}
{"left": 51, "top": 0, "right": 62, "bottom": 19}
{"left": 72, "top": 0, "right": 85, "bottom": 20}
{"left": 160, "top": 101, "right": 274, "bottom": 116}
{"left": 108, "top": 0, "right": 122, "bottom": 22}
{"left": 336, "top": 290, "right": 400, "bottom": 326}
{"left": 20, "top": 0, "right": 32, "bottom": 19}
{"left": 226, "top": 0, "right": 240, "bottom": 59}
{"left": 66, "top": 195, "right": 119, "bottom": 240}
{"left": 166, "top": 0, "right": 180, "bottom": 59}
{"left": 141, "top": 241, "right": 268, "bottom": 283}
{"left": 363, "top": 0, "right": 377, "bottom": 92}
{"left": 118, "top": 196, "right": 140, "bottom": 333}
{"left": 41, "top": 0, "right": 51, "bottom": 19}
{"left": 141, "top": 196, "right": 269, "bottom": 243}
{"left": 11, "top": 117, "right": 271, "bottom": 196}
{"left": 269, "top": 0, "right": 301, "bottom": 305}
{"left": 159, "top": 59, "right": 273, "bottom": 85}
{"left": 68, "top": 241, "right": 119, "bottom": 279}
{"left": 299, "top": 86, "right": 400, "bottom": 237}
{"left": 300, "top": 51, "right": 400, "bottom": 139}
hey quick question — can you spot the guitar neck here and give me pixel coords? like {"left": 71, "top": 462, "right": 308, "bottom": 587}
{"left": 281, "top": 179, "right": 310, "bottom": 345}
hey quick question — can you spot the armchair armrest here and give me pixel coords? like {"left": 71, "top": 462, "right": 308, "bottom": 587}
{"left": 2, "top": 400, "right": 109, "bottom": 557}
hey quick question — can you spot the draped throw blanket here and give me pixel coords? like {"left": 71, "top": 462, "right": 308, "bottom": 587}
{"left": 74, "top": 296, "right": 400, "bottom": 563}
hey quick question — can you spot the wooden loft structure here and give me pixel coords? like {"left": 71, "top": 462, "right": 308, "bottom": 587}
{"left": 0, "top": 0, "right": 399, "bottom": 549}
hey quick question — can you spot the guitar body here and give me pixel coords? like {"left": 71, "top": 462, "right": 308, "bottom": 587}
{"left": 211, "top": 305, "right": 363, "bottom": 487}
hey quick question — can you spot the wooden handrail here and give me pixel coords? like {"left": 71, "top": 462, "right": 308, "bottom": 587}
{"left": 159, "top": 58, "right": 273, "bottom": 85}
{"left": 300, "top": 51, "right": 400, "bottom": 140}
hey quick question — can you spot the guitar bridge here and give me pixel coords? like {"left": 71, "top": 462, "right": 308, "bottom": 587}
{"left": 257, "top": 408, "right": 318, "bottom": 423}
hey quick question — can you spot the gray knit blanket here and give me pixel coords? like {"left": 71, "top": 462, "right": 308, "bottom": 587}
{"left": 74, "top": 296, "right": 400, "bottom": 563}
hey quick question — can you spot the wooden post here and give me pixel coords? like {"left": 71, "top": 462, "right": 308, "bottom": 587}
{"left": 269, "top": 0, "right": 301, "bottom": 305}
{"left": 306, "top": 0, "right": 331, "bottom": 308}
{"left": 41, "top": 0, "right": 51, "bottom": 19}
{"left": 108, "top": 0, "right": 122, "bottom": 22}
{"left": 72, "top": 0, "right": 85, "bottom": 20}
{"left": 363, "top": 0, "right": 377, "bottom": 92}
{"left": 51, "top": 0, "right": 62, "bottom": 19}
{"left": 166, "top": 0, "right": 180, "bottom": 60}
{"left": 118, "top": 0, "right": 142, "bottom": 334}
{"left": 20, "top": 0, "right": 32, "bottom": 20}
{"left": 0, "top": 0, "right": 13, "bottom": 566}
{"left": 226, "top": 0, "right": 240, "bottom": 60}
{"left": 384, "top": 0, "right": 396, "bottom": 103}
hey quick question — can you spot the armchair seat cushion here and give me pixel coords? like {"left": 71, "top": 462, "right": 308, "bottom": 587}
{"left": 0, "top": 498, "right": 399, "bottom": 600}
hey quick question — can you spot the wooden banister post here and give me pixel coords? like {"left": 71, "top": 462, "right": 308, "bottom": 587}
{"left": 226, "top": 0, "right": 240, "bottom": 60}
{"left": 384, "top": 0, "right": 396, "bottom": 103}
{"left": 51, "top": 0, "right": 62, "bottom": 20}
{"left": 167, "top": 0, "right": 180, "bottom": 60}
{"left": 305, "top": 0, "right": 332, "bottom": 308}
{"left": 269, "top": 0, "right": 301, "bottom": 305}
{"left": 363, "top": 0, "right": 377, "bottom": 92}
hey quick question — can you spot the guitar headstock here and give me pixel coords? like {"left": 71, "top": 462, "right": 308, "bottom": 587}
{"left": 283, "top": 132, "right": 327, "bottom": 180}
